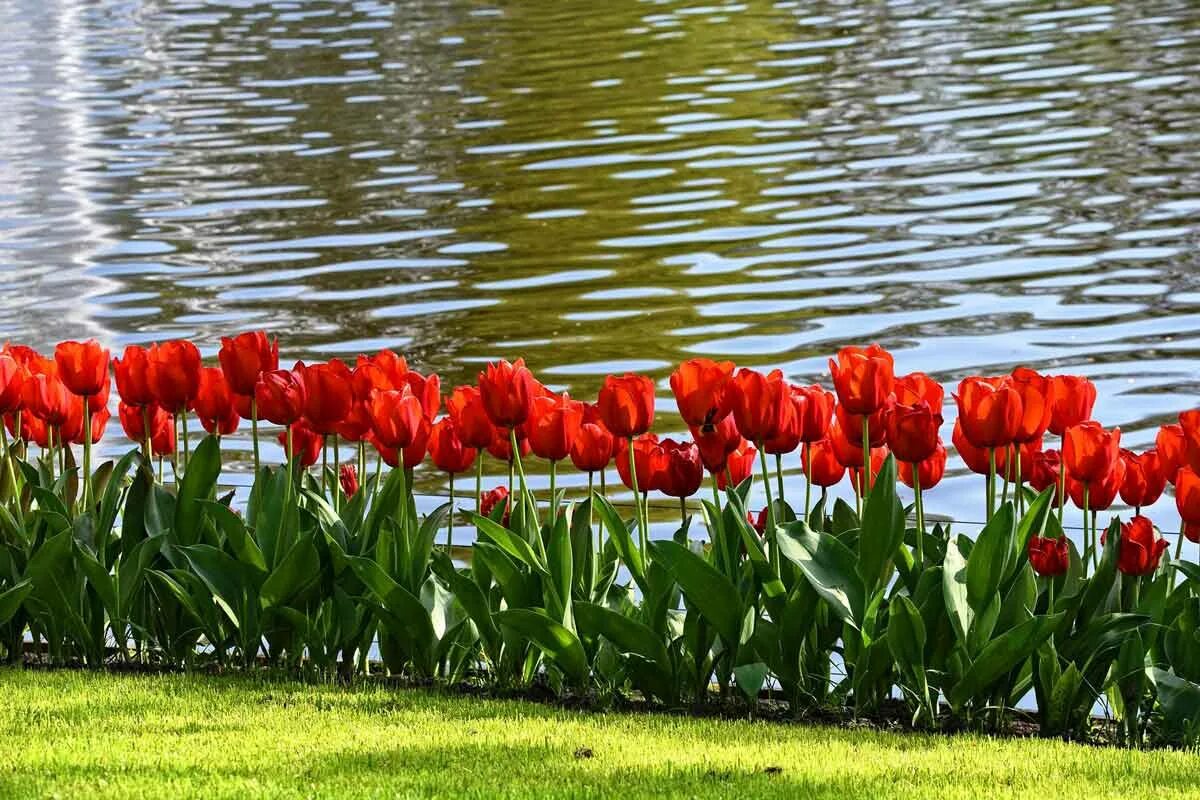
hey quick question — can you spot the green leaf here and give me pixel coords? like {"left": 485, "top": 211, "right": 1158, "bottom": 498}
{"left": 575, "top": 601, "right": 673, "bottom": 701}
{"left": 592, "top": 493, "right": 645, "bottom": 592}
{"left": 177, "top": 544, "right": 249, "bottom": 629}
{"left": 468, "top": 512, "right": 548, "bottom": 576}
{"left": 649, "top": 540, "right": 742, "bottom": 646}
{"left": 888, "top": 594, "right": 927, "bottom": 677}
{"left": 199, "top": 500, "right": 266, "bottom": 573}
{"left": 495, "top": 608, "right": 589, "bottom": 687}
{"left": 777, "top": 521, "right": 864, "bottom": 628}
{"left": 858, "top": 455, "right": 904, "bottom": 592}
{"left": 259, "top": 535, "right": 320, "bottom": 610}
{"left": 347, "top": 555, "right": 436, "bottom": 654}
{"left": 174, "top": 435, "right": 222, "bottom": 546}
{"left": 966, "top": 503, "right": 1015, "bottom": 615}
{"left": 733, "top": 662, "right": 769, "bottom": 703}
{"left": 431, "top": 552, "right": 500, "bottom": 658}
{"left": 0, "top": 579, "right": 32, "bottom": 624}
{"left": 948, "top": 613, "right": 1063, "bottom": 710}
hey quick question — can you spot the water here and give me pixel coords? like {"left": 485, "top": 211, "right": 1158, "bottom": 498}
{"left": 1, "top": 0, "right": 1199, "bottom": 536}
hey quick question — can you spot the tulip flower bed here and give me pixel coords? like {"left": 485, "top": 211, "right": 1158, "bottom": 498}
{"left": 1, "top": 337, "right": 1199, "bottom": 749}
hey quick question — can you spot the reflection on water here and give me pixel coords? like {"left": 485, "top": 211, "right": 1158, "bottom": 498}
{"left": 2, "top": 0, "right": 1200, "bottom": 529}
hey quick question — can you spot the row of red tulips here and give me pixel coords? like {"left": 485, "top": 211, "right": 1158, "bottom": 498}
{"left": 7, "top": 336, "right": 1199, "bottom": 570}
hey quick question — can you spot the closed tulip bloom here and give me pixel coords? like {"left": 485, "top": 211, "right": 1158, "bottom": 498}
{"left": 368, "top": 387, "right": 425, "bottom": 450}
{"left": 899, "top": 440, "right": 947, "bottom": 490}
{"left": 954, "top": 376, "right": 1023, "bottom": 449}
{"left": 748, "top": 508, "right": 768, "bottom": 535}
{"left": 335, "top": 401, "right": 372, "bottom": 443}
{"left": 54, "top": 339, "right": 109, "bottom": 397}
{"left": 763, "top": 389, "right": 801, "bottom": 455}
{"left": 1119, "top": 449, "right": 1165, "bottom": 509}
{"left": 716, "top": 440, "right": 757, "bottom": 490}
{"left": 894, "top": 372, "right": 944, "bottom": 410}
{"left": 670, "top": 358, "right": 734, "bottom": 429}
{"left": 219, "top": 331, "right": 279, "bottom": 396}
{"left": 369, "top": 416, "right": 430, "bottom": 470}
{"left": 598, "top": 373, "right": 656, "bottom": 438}
{"left": 480, "top": 486, "right": 510, "bottom": 523}
{"left": 886, "top": 400, "right": 942, "bottom": 464}
{"left": 829, "top": 344, "right": 894, "bottom": 415}
{"left": 802, "top": 439, "right": 845, "bottom": 488}
{"left": 401, "top": 370, "right": 441, "bottom": 420}
{"left": 23, "top": 372, "right": 72, "bottom": 426}
{"left": 1063, "top": 421, "right": 1120, "bottom": 484}
{"left": 64, "top": 400, "right": 109, "bottom": 445}
{"left": 486, "top": 425, "right": 530, "bottom": 463}
{"left": 1028, "top": 448, "right": 1063, "bottom": 498}
{"left": 616, "top": 433, "right": 665, "bottom": 493}
{"left": 120, "top": 402, "right": 174, "bottom": 456}
{"left": 1067, "top": 458, "right": 1125, "bottom": 511}
{"left": 726, "top": 368, "right": 790, "bottom": 444}
{"left": 1175, "top": 467, "right": 1200, "bottom": 543}
{"left": 657, "top": 438, "right": 704, "bottom": 498}
{"left": 1156, "top": 423, "right": 1186, "bottom": 485}
{"left": 447, "top": 386, "right": 495, "bottom": 449}
{"left": 829, "top": 418, "right": 867, "bottom": 469}
{"left": 297, "top": 359, "right": 354, "bottom": 434}
{"left": 793, "top": 384, "right": 835, "bottom": 443}
{"left": 1046, "top": 375, "right": 1097, "bottom": 437}
{"left": 1027, "top": 536, "right": 1070, "bottom": 577}
{"left": 428, "top": 418, "right": 477, "bottom": 474}
{"left": 279, "top": 423, "right": 323, "bottom": 468}
{"left": 570, "top": 421, "right": 614, "bottom": 473}
{"left": 953, "top": 418, "right": 993, "bottom": 476}
{"left": 526, "top": 393, "right": 584, "bottom": 462}
{"left": 339, "top": 464, "right": 359, "bottom": 497}
{"left": 1180, "top": 409, "right": 1200, "bottom": 474}
{"left": 365, "top": 349, "right": 409, "bottom": 389}
{"left": 478, "top": 358, "right": 539, "bottom": 429}
{"left": 148, "top": 340, "right": 202, "bottom": 412}
{"left": 112, "top": 345, "right": 154, "bottom": 407}
{"left": 1111, "top": 515, "right": 1168, "bottom": 576}
{"left": 254, "top": 369, "right": 307, "bottom": 427}
{"left": 0, "top": 355, "right": 26, "bottom": 414}
{"left": 1009, "top": 367, "right": 1052, "bottom": 444}
{"left": 192, "top": 367, "right": 240, "bottom": 435}
{"left": 690, "top": 415, "right": 741, "bottom": 474}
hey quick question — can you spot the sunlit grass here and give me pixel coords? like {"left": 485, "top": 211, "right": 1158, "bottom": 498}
{"left": 0, "top": 669, "right": 1196, "bottom": 799}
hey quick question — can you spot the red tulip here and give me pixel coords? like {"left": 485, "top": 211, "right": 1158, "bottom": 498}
{"left": 219, "top": 331, "right": 279, "bottom": 397}
{"left": 255, "top": 369, "right": 307, "bottom": 426}
{"left": 726, "top": 368, "right": 789, "bottom": 444}
{"left": 192, "top": 367, "right": 240, "bottom": 436}
{"left": 690, "top": 415, "right": 741, "bottom": 474}
{"left": 0, "top": 356, "right": 26, "bottom": 415}
{"left": 894, "top": 372, "right": 944, "bottom": 410}
{"left": 1181, "top": 409, "right": 1200, "bottom": 475}
{"left": 1111, "top": 515, "right": 1167, "bottom": 576}
{"left": 370, "top": 416, "right": 430, "bottom": 470}
{"left": 792, "top": 384, "right": 835, "bottom": 442}
{"left": 54, "top": 339, "right": 109, "bottom": 397}
{"left": 297, "top": 359, "right": 354, "bottom": 435}
{"left": 478, "top": 359, "right": 538, "bottom": 429}
{"left": 428, "top": 418, "right": 477, "bottom": 474}
{"left": 670, "top": 359, "right": 734, "bottom": 430}
{"left": 279, "top": 423, "right": 323, "bottom": 468}
{"left": 953, "top": 418, "right": 993, "bottom": 475}
{"left": 401, "top": 370, "right": 441, "bottom": 420}
{"left": 616, "top": 434, "right": 665, "bottom": 493}
{"left": 1175, "top": 467, "right": 1200, "bottom": 543}
{"left": 486, "top": 426, "right": 530, "bottom": 463}
{"left": 481, "top": 486, "right": 510, "bottom": 523}
{"left": 829, "top": 344, "right": 894, "bottom": 415}
{"left": 954, "top": 376, "right": 1022, "bottom": 449}
{"left": 899, "top": 440, "right": 947, "bottom": 490}
{"left": 120, "top": 402, "right": 175, "bottom": 456}
{"left": 763, "top": 388, "right": 801, "bottom": 455}
{"left": 748, "top": 508, "right": 768, "bottom": 535}
{"left": 829, "top": 418, "right": 870, "bottom": 469}
{"left": 112, "top": 346, "right": 153, "bottom": 408}
{"left": 1046, "top": 375, "right": 1096, "bottom": 437}
{"left": 368, "top": 388, "right": 425, "bottom": 450}
{"left": 1067, "top": 458, "right": 1125, "bottom": 511}
{"left": 364, "top": 349, "right": 409, "bottom": 389}
{"left": 716, "top": 440, "right": 757, "bottom": 490}
{"left": 148, "top": 340, "right": 202, "bottom": 412}
{"left": 340, "top": 464, "right": 359, "bottom": 497}
{"left": 1028, "top": 448, "right": 1062, "bottom": 499}
{"left": 64, "top": 400, "right": 109, "bottom": 445}
{"left": 1119, "top": 449, "right": 1165, "bottom": 509}
{"left": 23, "top": 372, "right": 72, "bottom": 427}
{"left": 447, "top": 386, "right": 495, "bottom": 449}
{"left": 8, "top": 410, "right": 47, "bottom": 448}
{"left": 851, "top": 447, "right": 889, "bottom": 496}
{"left": 657, "top": 438, "right": 704, "bottom": 498}
{"left": 526, "top": 393, "right": 584, "bottom": 462}
{"left": 1156, "top": 423, "right": 1186, "bottom": 485}
{"left": 335, "top": 402, "right": 373, "bottom": 443}
{"left": 598, "top": 373, "right": 655, "bottom": 438}
{"left": 1009, "top": 367, "right": 1052, "bottom": 444}
{"left": 885, "top": 400, "right": 942, "bottom": 464}
{"left": 1063, "top": 421, "right": 1120, "bottom": 485}
{"left": 570, "top": 419, "right": 614, "bottom": 474}
{"left": 802, "top": 439, "right": 845, "bottom": 488}
{"left": 1027, "top": 535, "right": 1069, "bottom": 577}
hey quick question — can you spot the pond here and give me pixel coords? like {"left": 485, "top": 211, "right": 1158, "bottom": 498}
{"left": 1, "top": 0, "right": 1198, "bottom": 531}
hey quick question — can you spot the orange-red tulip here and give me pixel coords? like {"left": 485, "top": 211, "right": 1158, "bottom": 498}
{"left": 192, "top": 367, "right": 240, "bottom": 436}
{"left": 716, "top": 440, "right": 757, "bottom": 490}
{"left": 339, "top": 464, "right": 359, "bottom": 497}
{"left": 885, "top": 400, "right": 942, "bottom": 464}
{"left": 829, "top": 344, "right": 894, "bottom": 415}
{"left": 1157, "top": 423, "right": 1186, "bottom": 485}
{"left": 23, "top": 372, "right": 72, "bottom": 427}
{"left": 368, "top": 387, "right": 425, "bottom": 450}
{"left": 54, "top": 339, "right": 109, "bottom": 397}
{"left": 1063, "top": 420, "right": 1120, "bottom": 485}
{"left": 254, "top": 369, "right": 307, "bottom": 427}
{"left": 792, "top": 384, "right": 835, "bottom": 442}
{"left": 428, "top": 418, "right": 477, "bottom": 474}
{"left": 1009, "top": 367, "right": 1052, "bottom": 444}
{"left": 657, "top": 439, "right": 704, "bottom": 499}
{"left": 899, "top": 440, "right": 947, "bottom": 490}
{"left": 478, "top": 359, "right": 538, "bottom": 429}
{"left": 119, "top": 402, "right": 174, "bottom": 456}
{"left": 1046, "top": 374, "right": 1096, "bottom": 436}
{"left": 148, "top": 340, "right": 202, "bottom": 412}
{"left": 598, "top": 373, "right": 655, "bottom": 438}
{"left": 1028, "top": 448, "right": 1062, "bottom": 499}
{"left": 447, "top": 385, "right": 495, "bottom": 449}
{"left": 954, "top": 376, "right": 1022, "bottom": 449}
{"left": 1176, "top": 466, "right": 1200, "bottom": 543}
{"left": 526, "top": 393, "right": 584, "bottom": 462}
{"left": 0, "top": 356, "right": 25, "bottom": 415}
{"left": 486, "top": 426, "right": 530, "bottom": 463}
{"left": 1067, "top": 458, "right": 1125, "bottom": 511}
{"left": 616, "top": 433, "right": 665, "bottom": 493}
{"left": 1119, "top": 449, "right": 1165, "bottom": 509}
{"left": 481, "top": 486, "right": 510, "bottom": 523}
{"left": 670, "top": 358, "right": 734, "bottom": 429}
{"left": 894, "top": 371, "right": 944, "bottom": 410}
{"left": 727, "top": 368, "right": 792, "bottom": 444}
{"left": 297, "top": 359, "right": 353, "bottom": 435}
{"left": 570, "top": 419, "right": 614, "bottom": 474}
{"left": 802, "top": 439, "right": 845, "bottom": 488}
{"left": 113, "top": 346, "right": 153, "bottom": 407}
{"left": 219, "top": 331, "right": 279, "bottom": 397}
{"left": 690, "top": 416, "right": 741, "bottom": 475}
{"left": 279, "top": 422, "right": 323, "bottom": 468}
{"left": 1110, "top": 515, "right": 1167, "bottom": 576}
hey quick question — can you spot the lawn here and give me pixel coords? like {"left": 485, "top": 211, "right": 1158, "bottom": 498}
{"left": 0, "top": 670, "right": 1196, "bottom": 799}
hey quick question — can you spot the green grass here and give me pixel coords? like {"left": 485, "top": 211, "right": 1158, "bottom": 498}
{"left": 0, "top": 670, "right": 1196, "bottom": 799}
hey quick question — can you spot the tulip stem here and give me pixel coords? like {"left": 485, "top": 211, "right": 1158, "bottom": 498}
{"left": 509, "top": 428, "right": 537, "bottom": 533}
{"left": 475, "top": 454, "right": 483, "bottom": 516}
{"left": 1176, "top": 523, "right": 1184, "bottom": 561}
{"left": 679, "top": 496, "right": 687, "bottom": 527}
{"left": 358, "top": 441, "right": 366, "bottom": 492}
{"left": 1014, "top": 446, "right": 1023, "bottom": 514}
{"left": 549, "top": 459, "right": 557, "bottom": 521}
{"left": 861, "top": 418, "right": 871, "bottom": 504}
{"left": 774, "top": 453, "right": 785, "bottom": 511}
{"left": 82, "top": 398, "right": 92, "bottom": 512}
{"left": 1083, "top": 484, "right": 1091, "bottom": 570}
{"left": 913, "top": 466, "right": 925, "bottom": 566}
{"left": 711, "top": 474, "right": 721, "bottom": 512}
{"left": 141, "top": 406, "right": 152, "bottom": 467}
{"left": 589, "top": 472, "right": 599, "bottom": 554}
{"left": 1047, "top": 576, "right": 1055, "bottom": 614}
{"left": 627, "top": 437, "right": 646, "bottom": 559}
{"left": 250, "top": 398, "right": 261, "bottom": 477}
{"left": 180, "top": 412, "right": 189, "bottom": 472}
{"left": 321, "top": 436, "right": 328, "bottom": 498}
{"left": 332, "top": 437, "right": 340, "bottom": 512}
{"left": 758, "top": 444, "right": 778, "bottom": 574}
{"left": 803, "top": 445, "right": 813, "bottom": 519}
{"left": 599, "top": 469, "right": 606, "bottom": 498}
{"left": 986, "top": 448, "right": 996, "bottom": 520}
{"left": 447, "top": 473, "right": 455, "bottom": 553}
